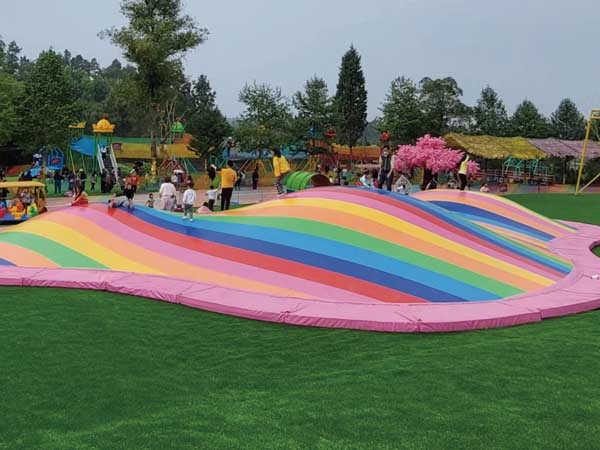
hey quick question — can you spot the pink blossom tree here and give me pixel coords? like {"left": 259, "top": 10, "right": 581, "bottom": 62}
{"left": 393, "top": 135, "right": 479, "bottom": 188}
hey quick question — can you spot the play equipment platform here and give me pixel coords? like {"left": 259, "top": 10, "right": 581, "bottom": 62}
{"left": 1, "top": 188, "right": 599, "bottom": 332}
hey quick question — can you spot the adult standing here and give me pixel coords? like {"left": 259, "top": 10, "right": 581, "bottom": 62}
{"left": 53, "top": 170, "right": 63, "bottom": 194}
{"left": 158, "top": 176, "right": 177, "bottom": 210}
{"left": 251, "top": 166, "right": 259, "bottom": 190}
{"left": 272, "top": 147, "right": 291, "bottom": 195}
{"left": 458, "top": 154, "right": 470, "bottom": 191}
{"left": 377, "top": 145, "right": 395, "bottom": 191}
{"left": 207, "top": 164, "right": 217, "bottom": 185}
{"left": 219, "top": 161, "right": 237, "bottom": 211}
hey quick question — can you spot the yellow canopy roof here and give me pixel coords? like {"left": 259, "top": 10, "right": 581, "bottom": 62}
{"left": 93, "top": 119, "right": 116, "bottom": 134}
{"left": 114, "top": 143, "right": 199, "bottom": 160}
{"left": 0, "top": 181, "right": 45, "bottom": 189}
{"left": 444, "top": 133, "right": 547, "bottom": 160}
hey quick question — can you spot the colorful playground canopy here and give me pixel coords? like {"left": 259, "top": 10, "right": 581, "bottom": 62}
{"left": 444, "top": 134, "right": 546, "bottom": 160}
{"left": 70, "top": 136, "right": 198, "bottom": 160}
{"left": 445, "top": 133, "right": 600, "bottom": 160}
{"left": 527, "top": 138, "right": 600, "bottom": 159}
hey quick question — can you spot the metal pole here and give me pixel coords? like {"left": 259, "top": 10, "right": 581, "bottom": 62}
{"left": 575, "top": 112, "right": 595, "bottom": 194}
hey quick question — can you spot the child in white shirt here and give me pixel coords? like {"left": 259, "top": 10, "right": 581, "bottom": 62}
{"left": 182, "top": 183, "right": 197, "bottom": 222}
{"left": 395, "top": 174, "right": 412, "bottom": 195}
{"left": 359, "top": 170, "right": 373, "bottom": 188}
{"left": 205, "top": 185, "right": 219, "bottom": 211}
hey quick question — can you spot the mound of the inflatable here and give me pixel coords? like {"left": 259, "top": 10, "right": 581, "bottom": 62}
{"left": 1, "top": 187, "right": 599, "bottom": 332}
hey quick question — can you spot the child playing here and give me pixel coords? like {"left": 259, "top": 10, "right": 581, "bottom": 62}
{"left": 70, "top": 185, "right": 89, "bottom": 206}
{"left": 108, "top": 192, "right": 128, "bottom": 208}
{"left": 197, "top": 201, "right": 212, "bottom": 214}
{"left": 395, "top": 173, "right": 412, "bottom": 195}
{"left": 123, "top": 183, "right": 135, "bottom": 209}
{"left": 205, "top": 185, "right": 219, "bottom": 211}
{"left": 145, "top": 193, "right": 155, "bottom": 208}
{"left": 182, "top": 182, "right": 197, "bottom": 222}
{"left": 359, "top": 170, "right": 373, "bottom": 188}
{"left": 90, "top": 171, "right": 97, "bottom": 192}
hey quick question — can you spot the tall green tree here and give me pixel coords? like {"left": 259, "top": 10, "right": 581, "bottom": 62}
{"left": 334, "top": 46, "right": 368, "bottom": 149}
{"left": 379, "top": 76, "right": 425, "bottom": 144}
{"left": 0, "top": 73, "right": 22, "bottom": 146}
{"left": 102, "top": 74, "right": 148, "bottom": 136}
{"left": 235, "top": 82, "right": 294, "bottom": 150}
{"left": 473, "top": 86, "right": 508, "bottom": 136}
{"left": 0, "top": 37, "right": 6, "bottom": 72}
{"left": 293, "top": 77, "right": 333, "bottom": 138}
{"left": 100, "top": 0, "right": 207, "bottom": 104}
{"left": 5, "top": 41, "right": 21, "bottom": 76}
{"left": 17, "top": 50, "right": 77, "bottom": 150}
{"left": 184, "top": 75, "right": 231, "bottom": 158}
{"left": 510, "top": 100, "right": 551, "bottom": 138}
{"left": 419, "top": 76, "right": 468, "bottom": 136}
{"left": 551, "top": 98, "right": 586, "bottom": 140}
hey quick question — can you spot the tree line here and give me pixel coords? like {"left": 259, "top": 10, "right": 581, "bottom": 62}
{"left": 0, "top": 0, "right": 592, "bottom": 163}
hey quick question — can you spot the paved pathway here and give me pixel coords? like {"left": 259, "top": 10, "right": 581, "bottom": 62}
{"left": 46, "top": 187, "right": 278, "bottom": 209}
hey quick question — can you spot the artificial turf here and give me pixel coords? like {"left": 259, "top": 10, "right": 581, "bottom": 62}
{"left": 1, "top": 193, "right": 600, "bottom": 450}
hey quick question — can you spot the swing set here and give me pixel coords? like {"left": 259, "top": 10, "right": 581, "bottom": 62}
{"left": 575, "top": 109, "right": 600, "bottom": 194}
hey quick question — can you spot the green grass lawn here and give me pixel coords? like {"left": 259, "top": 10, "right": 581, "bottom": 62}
{"left": 1, "top": 194, "right": 600, "bottom": 450}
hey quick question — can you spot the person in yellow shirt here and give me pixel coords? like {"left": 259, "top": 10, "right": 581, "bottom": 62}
{"left": 458, "top": 154, "right": 470, "bottom": 191}
{"left": 272, "top": 147, "right": 291, "bottom": 195}
{"left": 219, "top": 160, "right": 237, "bottom": 210}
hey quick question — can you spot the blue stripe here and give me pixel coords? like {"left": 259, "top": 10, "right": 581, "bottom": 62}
{"left": 332, "top": 190, "right": 571, "bottom": 274}
{"left": 429, "top": 201, "right": 554, "bottom": 241}
{"left": 133, "top": 207, "right": 501, "bottom": 302}
{"left": 426, "top": 201, "right": 571, "bottom": 274}
{"left": 0, "top": 258, "right": 15, "bottom": 266}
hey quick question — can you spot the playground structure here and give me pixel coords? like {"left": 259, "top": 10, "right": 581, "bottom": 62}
{"left": 1, "top": 188, "right": 599, "bottom": 332}
{"left": 283, "top": 171, "right": 331, "bottom": 192}
{"left": 576, "top": 109, "right": 600, "bottom": 194}
{"left": 67, "top": 119, "right": 119, "bottom": 182}
{"left": 500, "top": 157, "right": 552, "bottom": 184}
{"left": 29, "top": 148, "right": 65, "bottom": 178}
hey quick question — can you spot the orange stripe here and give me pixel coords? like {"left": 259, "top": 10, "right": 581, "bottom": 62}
{"left": 0, "top": 242, "right": 59, "bottom": 268}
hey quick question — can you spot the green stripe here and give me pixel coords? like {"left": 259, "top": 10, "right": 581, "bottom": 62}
{"left": 202, "top": 215, "right": 524, "bottom": 297}
{"left": 0, "top": 232, "right": 107, "bottom": 269}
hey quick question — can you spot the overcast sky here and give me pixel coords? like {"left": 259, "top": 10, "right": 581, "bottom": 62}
{"left": 1, "top": 0, "right": 599, "bottom": 120}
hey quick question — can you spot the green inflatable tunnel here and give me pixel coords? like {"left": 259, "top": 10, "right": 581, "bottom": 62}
{"left": 284, "top": 171, "right": 331, "bottom": 192}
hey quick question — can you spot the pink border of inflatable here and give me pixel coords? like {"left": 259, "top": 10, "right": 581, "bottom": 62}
{"left": 2, "top": 221, "right": 600, "bottom": 333}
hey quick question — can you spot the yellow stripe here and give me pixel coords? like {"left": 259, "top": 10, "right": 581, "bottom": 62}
{"left": 20, "top": 214, "right": 316, "bottom": 300}
{"left": 15, "top": 220, "right": 160, "bottom": 274}
{"left": 239, "top": 198, "right": 555, "bottom": 286}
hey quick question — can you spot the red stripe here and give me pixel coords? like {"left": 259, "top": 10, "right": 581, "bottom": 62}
{"left": 96, "top": 205, "right": 428, "bottom": 304}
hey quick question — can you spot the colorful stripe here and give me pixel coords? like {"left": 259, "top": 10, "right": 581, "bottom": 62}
{"left": 0, "top": 187, "right": 573, "bottom": 303}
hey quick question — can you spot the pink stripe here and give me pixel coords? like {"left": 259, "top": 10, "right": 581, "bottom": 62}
{"left": 58, "top": 207, "right": 379, "bottom": 304}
